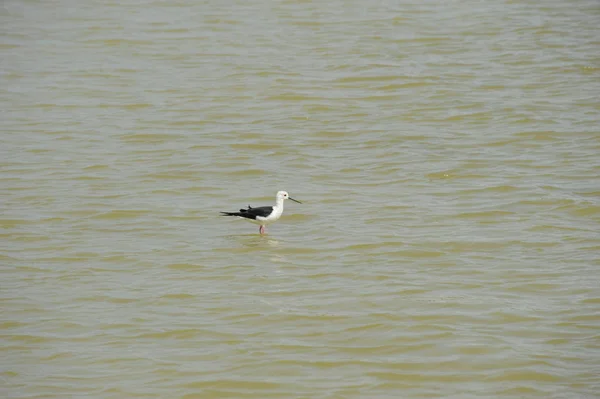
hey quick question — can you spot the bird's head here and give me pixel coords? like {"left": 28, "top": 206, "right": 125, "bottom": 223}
{"left": 277, "top": 191, "right": 301, "bottom": 203}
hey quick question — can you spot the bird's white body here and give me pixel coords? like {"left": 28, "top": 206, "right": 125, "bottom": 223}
{"left": 247, "top": 202, "right": 284, "bottom": 225}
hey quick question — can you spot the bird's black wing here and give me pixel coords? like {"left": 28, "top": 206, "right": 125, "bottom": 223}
{"left": 220, "top": 206, "right": 273, "bottom": 220}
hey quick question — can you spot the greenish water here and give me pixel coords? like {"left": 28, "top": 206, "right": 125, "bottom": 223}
{"left": 2, "top": 0, "right": 599, "bottom": 398}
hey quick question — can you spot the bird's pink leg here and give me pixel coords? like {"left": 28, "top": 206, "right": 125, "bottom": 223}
{"left": 259, "top": 225, "right": 265, "bottom": 234}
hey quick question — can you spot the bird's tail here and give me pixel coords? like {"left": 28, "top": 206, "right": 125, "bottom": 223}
{"left": 221, "top": 207, "right": 250, "bottom": 217}
{"left": 220, "top": 212, "right": 240, "bottom": 217}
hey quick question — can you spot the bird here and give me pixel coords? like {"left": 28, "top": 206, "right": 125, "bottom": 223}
{"left": 220, "top": 190, "right": 301, "bottom": 234}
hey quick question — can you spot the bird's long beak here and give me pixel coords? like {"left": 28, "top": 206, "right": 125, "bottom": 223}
{"left": 289, "top": 197, "right": 302, "bottom": 204}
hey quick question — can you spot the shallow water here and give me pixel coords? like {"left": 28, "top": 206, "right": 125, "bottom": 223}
{"left": 2, "top": 0, "right": 600, "bottom": 398}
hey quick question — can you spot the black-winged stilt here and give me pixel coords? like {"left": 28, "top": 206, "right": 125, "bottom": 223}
{"left": 220, "top": 191, "right": 301, "bottom": 234}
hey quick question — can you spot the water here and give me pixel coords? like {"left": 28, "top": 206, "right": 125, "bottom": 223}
{"left": 2, "top": 0, "right": 599, "bottom": 398}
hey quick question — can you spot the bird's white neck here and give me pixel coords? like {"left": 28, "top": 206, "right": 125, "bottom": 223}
{"left": 275, "top": 197, "right": 285, "bottom": 209}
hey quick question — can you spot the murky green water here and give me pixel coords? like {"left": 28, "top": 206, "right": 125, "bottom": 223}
{"left": 2, "top": 0, "right": 599, "bottom": 398}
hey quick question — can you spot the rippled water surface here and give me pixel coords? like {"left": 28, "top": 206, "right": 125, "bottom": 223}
{"left": 2, "top": 0, "right": 600, "bottom": 398}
